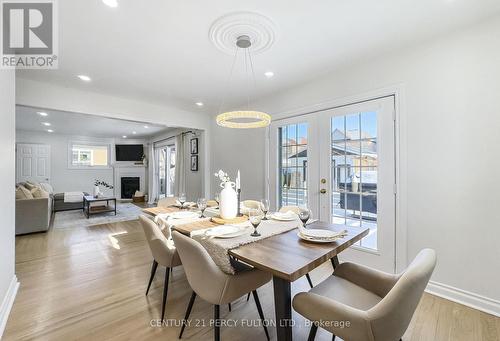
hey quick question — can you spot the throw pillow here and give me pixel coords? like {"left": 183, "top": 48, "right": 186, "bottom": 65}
{"left": 24, "top": 182, "right": 37, "bottom": 190}
{"left": 39, "top": 182, "right": 54, "bottom": 194}
{"left": 16, "top": 186, "right": 34, "bottom": 199}
{"left": 31, "top": 187, "right": 49, "bottom": 198}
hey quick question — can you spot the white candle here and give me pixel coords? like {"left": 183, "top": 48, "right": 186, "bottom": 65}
{"left": 236, "top": 170, "right": 241, "bottom": 190}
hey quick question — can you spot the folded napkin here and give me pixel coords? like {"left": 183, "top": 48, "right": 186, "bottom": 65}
{"left": 173, "top": 201, "right": 196, "bottom": 208}
{"left": 155, "top": 213, "right": 209, "bottom": 239}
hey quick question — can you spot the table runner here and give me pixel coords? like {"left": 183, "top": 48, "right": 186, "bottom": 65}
{"left": 155, "top": 211, "right": 301, "bottom": 274}
{"left": 191, "top": 219, "right": 300, "bottom": 274}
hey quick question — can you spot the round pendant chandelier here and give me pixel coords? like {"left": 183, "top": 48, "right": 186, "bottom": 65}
{"left": 215, "top": 35, "right": 271, "bottom": 129}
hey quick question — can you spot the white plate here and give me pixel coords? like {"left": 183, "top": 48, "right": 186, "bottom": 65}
{"left": 300, "top": 228, "right": 340, "bottom": 239}
{"left": 206, "top": 225, "right": 248, "bottom": 238}
{"left": 297, "top": 232, "right": 339, "bottom": 243}
{"left": 169, "top": 211, "right": 199, "bottom": 219}
{"left": 270, "top": 212, "right": 297, "bottom": 221}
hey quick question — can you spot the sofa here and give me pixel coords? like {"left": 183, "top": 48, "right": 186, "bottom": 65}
{"left": 15, "top": 182, "right": 53, "bottom": 235}
{"left": 16, "top": 197, "right": 52, "bottom": 235}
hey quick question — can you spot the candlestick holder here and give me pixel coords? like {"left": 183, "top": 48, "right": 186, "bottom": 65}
{"left": 237, "top": 189, "right": 242, "bottom": 216}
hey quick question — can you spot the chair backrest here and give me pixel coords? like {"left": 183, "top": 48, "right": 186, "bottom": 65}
{"left": 368, "top": 249, "right": 436, "bottom": 340}
{"left": 171, "top": 231, "right": 228, "bottom": 304}
{"left": 139, "top": 215, "right": 177, "bottom": 266}
{"left": 157, "top": 197, "right": 177, "bottom": 208}
{"left": 242, "top": 200, "right": 261, "bottom": 210}
{"left": 279, "top": 206, "right": 300, "bottom": 214}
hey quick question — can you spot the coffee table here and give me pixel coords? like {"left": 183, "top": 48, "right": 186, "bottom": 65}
{"left": 83, "top": 195, "right": 117, "bottom": 219}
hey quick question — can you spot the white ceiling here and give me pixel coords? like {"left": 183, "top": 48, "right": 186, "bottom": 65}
{"left": 17, "top": 0, "right": 500, "bottom": 113}
{"left": 16, "top": 106, "right": 169, "bottom": 138}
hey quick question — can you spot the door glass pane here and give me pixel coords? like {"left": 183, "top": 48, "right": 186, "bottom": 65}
{"left": 158, "top": 148, "right": 166, "bottom": 198}
{"left": 278, "top": 123, "right": 308, "bottom": 209}
{"left": 331, "top": 113, "right": 378, "bottom": 250}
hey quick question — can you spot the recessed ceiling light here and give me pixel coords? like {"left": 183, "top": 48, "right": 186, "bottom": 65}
{"left": 47, "top": 129, "right": 54, "bottom": 133}
{"left": 144, "top": 125, "right": 149, "bottom": 129}
{"left": 37, "top": 111, "right": 48, "bottom": 117}
{"left": 195, "top": 102, "right": 204, "bottom": 107}
{"left": 102, "top": 0, "right": 118, "bottom": 8}
{"left": 122, "top": 135, "right": 127, "bottom": 138}
{"left": 42, "top": 122, "right": 51, "bottom": 126}
{"left": 77, "top": 75, "right": 91, "bottom": 82}
{"left": 264, "top": 71, "right": 274, "bottom": 78}
{"left": 132, "top": 131, "right": 137, "bottom": 135}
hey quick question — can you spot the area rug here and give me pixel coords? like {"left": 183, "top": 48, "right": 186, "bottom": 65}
{"left": 52, "top": 202, "right": 143, "bottom": 229}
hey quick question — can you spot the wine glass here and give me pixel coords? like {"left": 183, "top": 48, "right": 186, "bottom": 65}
{"left": 298, "top": 204, "right": 311, "bottom": 228}
{"left": 178, "top": 193, "right": 186, "bottom": 209}
{"left": 260, "top": 199, "right": 270, "bottom": 220}
{"left": 248, "top": 209, "right": 263, "bottom": 237}
{"left": 197, "top": 198, "right": 207, "bottom": 218}
{"left": 214, "top": 193, "right": 220, "bottom": 207}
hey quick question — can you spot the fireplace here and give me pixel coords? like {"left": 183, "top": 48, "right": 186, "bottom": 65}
{"left": 121, "top": 177, "right": 140, "bottom": 199}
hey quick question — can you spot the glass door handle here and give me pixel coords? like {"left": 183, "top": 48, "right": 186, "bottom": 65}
{"left": 320, "top": 189, "right": 327, "bottom": 194}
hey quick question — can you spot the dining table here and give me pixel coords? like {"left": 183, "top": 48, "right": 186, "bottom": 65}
{"left": 142, "top": 206, "right": 369, "bottom": 341}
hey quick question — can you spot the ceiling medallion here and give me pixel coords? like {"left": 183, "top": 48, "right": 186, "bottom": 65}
{"left": 209, "top": 11, "right": 278, "bottom": 55}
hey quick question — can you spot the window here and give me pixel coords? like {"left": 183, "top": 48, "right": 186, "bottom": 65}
{"left": 278, "top": 122, "right": 308, "bottom": 207}
{"left": 69, "top": 143, "right": 110, "bottom": 168}
{"left": 331, "top": 111, "right": 378, "bottom": 250}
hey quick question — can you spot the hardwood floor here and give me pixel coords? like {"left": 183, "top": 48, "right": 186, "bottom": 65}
{"left": 4, "top": 219, "right": 499, "bottom": 340}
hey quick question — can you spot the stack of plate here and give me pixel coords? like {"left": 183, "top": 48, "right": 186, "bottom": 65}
{"left": 270, "top": 211, "right": 297, "bottom": 221}
{"left": 169, "top": 211, "right": 200, "bottom": 219}
{"left": 297, "top": 228, "right": 348, "bottom": 243}
{"left": 205, "top": 225, "right": 248, "bottom": 238}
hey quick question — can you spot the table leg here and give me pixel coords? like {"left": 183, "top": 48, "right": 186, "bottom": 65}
{"left": 331, "top": 255, "right": 339, "bottom": 274}
{"left": 114, "top": 200, "right": 117, "bottom": 215}
{"left": 273, "top": 276, "right": 293, "bottom": 341}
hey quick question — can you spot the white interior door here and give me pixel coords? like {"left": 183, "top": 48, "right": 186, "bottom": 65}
{"left": 16, "top": 143, "right": 51, "bottom": 184}
{"left": 269, "top": 96, "right": 396, "bottom": 272}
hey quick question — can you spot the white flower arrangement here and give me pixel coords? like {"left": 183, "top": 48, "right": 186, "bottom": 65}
{"left": 214, "top": 169, "right": 231, "bottom": 184}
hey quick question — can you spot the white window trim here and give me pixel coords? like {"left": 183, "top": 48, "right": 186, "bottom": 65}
{"left": 68, "top": 140, "right": 112, "bottom": 169}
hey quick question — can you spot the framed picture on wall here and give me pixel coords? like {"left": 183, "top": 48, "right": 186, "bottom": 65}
{"left": 190, "top": 138, "right": 198, "bottom": 154}
{"left": 190, "top": 155, "right": 198, "bottom": 171}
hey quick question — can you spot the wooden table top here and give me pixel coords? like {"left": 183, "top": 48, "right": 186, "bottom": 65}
{"left": 144, "top": 206, "right": 369, "bottom": 282}
{"left": 229, "top": 221, "right": 369, "bottom": 282}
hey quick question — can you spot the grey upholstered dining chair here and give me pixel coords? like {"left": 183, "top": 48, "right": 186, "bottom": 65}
{"left": 293, "top": 249, "right": 437, "bottom": 341}
{"left": 157, "top": 196, "right": 178, "bottom": 208}
{"left": 139, "top": 215, "right": 182, "bottom": 321}
{"left": 172, "top": 231, "right": 272, "bottom": 341}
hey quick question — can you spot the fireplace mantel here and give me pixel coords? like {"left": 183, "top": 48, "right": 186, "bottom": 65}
{"left": 113, "top": 165, "right": 146, "bottom": 200}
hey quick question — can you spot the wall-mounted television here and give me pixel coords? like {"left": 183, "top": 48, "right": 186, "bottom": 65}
{"left": 115, "top": 144, "right": 144, "bottom": 161}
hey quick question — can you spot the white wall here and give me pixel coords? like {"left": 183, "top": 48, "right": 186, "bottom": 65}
{"left": 210, "top": 124, "right": 266, "bottom": 200}
{"left": 16, "top": 80, "right": 212, "bottom": 198}
{"left": 210, "top": 17, "right": 500, "bottom": 308}
{"left": 0, "top": 71, "right": 17, "bottom": 336}
{"left": 16, "top": 130, "right": 147, "bottom": 196}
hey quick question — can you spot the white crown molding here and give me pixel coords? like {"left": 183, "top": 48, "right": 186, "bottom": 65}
{"left": 0, "top": 276, "right": 19, "bottom": 338}
{"left": 209, "top": 11, "right": 278, "bottom": 55}
{"left": 426, "top": 280, "right": 500, "bottom": 317}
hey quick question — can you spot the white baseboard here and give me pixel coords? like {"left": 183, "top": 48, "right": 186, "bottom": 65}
{"left": 0, "top": 275, "right": 19, "bottom": 339}
{"left": 426, "top": 280, "right": 500, "bottom": 317}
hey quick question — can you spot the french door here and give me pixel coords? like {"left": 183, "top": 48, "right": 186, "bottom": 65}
{"left": 156, "top": 144, "right": 176, "bottom": 199}
{"left": 269, "top": 96, "right": 396, "bottom": 272}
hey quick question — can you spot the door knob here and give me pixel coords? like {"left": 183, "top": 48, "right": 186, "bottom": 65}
{"left": 320, "top": 189, "right": 327, "bottom": 194}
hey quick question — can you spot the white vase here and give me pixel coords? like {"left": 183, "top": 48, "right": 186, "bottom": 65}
{"left": 93, "top": 185, "right": 100, "bottom": 197}
{"left": 219, "top": 181, "right": 237, "bottom": 219}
